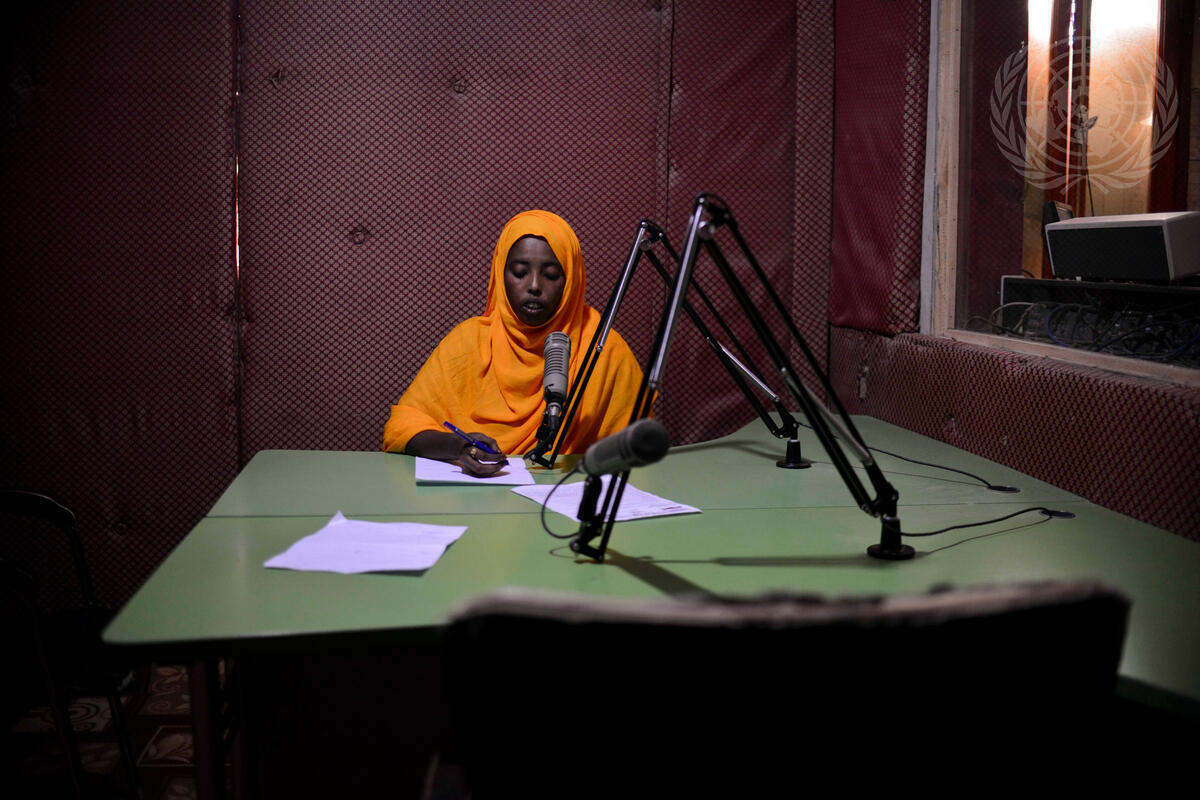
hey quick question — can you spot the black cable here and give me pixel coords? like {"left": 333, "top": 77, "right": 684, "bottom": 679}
{"left": 1095, "top": 319, "right": 1187, "bottom": 355}
{"left": 1066, "top": 302, "right": 1082, "bottom": 345}
{"left": 984, "top": 295, "right": 1200, "bottom": 365}
{"left": 540, "top": 463, "right": 584, "bottom": 539}
{"left": 867, "top": 445, "right": 1019, "bottom": 493}
{"left": 1160, "top": 328, "right": 1200, "bottom": 362}
{"left": 1044, "top": 303, "right": 1078, "bottom": 346}
{"left": 795, "top": 420, "right": 1019, "bottom": 493}
{"left": 985, "top": 302, "right": 1040, "bottom": 337}
{"left": 884, "top": 506, "right": 1074, "bottom": 537}
{"left": 966, "top": 315, "right": 1027, "bottom": 338}
{"left": 1004, "top": 300, "right": 1199, "bottom": 363}
{"left": 1014, "top": 301, "right": 1045, "bottom": 337}
{"left": 1091, "top": 306, "right": 1127, "bottom": 348}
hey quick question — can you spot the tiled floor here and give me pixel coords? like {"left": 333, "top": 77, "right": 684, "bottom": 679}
{"left": 7, "top": 663, "right": 470, "bottom": 799}
{"left": 5, "top": 665, "right": 198, "bottom": 799}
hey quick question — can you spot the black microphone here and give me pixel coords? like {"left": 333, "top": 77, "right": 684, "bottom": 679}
{"left": 581, "top": 419, "right": 670, "bottom": 476}
{"left": 531, "top": 332, "right": 570, "bottom": 461}
{"left": 570, "top": 419, "right": 670, "bottom": 561}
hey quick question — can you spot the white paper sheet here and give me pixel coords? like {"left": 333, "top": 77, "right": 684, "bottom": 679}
{"left": 414, "top": 456, "right": 535, "bottom": 486}
{"left": 511, "top": 477, "right": 700, "bottom": 522}
{"left": 264, "top": 511, "right": 468, "bottom": 574}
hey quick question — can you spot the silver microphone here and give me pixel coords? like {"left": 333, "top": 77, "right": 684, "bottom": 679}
{"left": 543, "top": 331, "right": 570, "bottom": 404}
{"left": 534, "top": 332, "right": 571, "bottom": 454}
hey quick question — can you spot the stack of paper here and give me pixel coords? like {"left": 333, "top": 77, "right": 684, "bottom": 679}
{"left": 512, "top": 477, "right": 700, "bottom": 522}
{"left": 414, "top": 456, "right": 535, "bottom": 485}
{"left": 264, "top": 511, "right": 467, "bottom": 574}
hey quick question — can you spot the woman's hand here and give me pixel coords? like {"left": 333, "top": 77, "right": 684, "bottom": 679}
{"left": 454, "top": 432, "right": 506, "bottom": 477}
{"left": 405, "top": 430, "right": 507, "bottom": 477}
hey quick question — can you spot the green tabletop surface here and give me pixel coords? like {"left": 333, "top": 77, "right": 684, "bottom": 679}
{"left": 106, "top": 417, "right": 1200, "bottom": 712}
{"left": 206, "top": 449, "right": 546, "bottom": 518}
{"left": 207, "top": 417, "right": 1080, "bottom": 518}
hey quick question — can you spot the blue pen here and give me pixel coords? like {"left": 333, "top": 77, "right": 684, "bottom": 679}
{"left": 443, "top": 422, "right": 505, "bottom": 459}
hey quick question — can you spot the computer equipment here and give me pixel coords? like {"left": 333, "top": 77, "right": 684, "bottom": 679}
{"left": 1044, "top": 211, "right": 1200, "bottom": 281}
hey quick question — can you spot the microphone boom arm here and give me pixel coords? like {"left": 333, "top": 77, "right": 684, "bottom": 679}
{"left": 547, "top": 220, "right": 806, "bottom": 469}
{"left": 642, "top": 248, "right": 803, "bottom": 451}
{"left": 690, "top": 193, "right": 910, "bottom": 559}
{"left": 564, "top": 194, "right": 910, "bottom": 562}
{"left": 544, "top": 221, "right": 660, "bottom": 467}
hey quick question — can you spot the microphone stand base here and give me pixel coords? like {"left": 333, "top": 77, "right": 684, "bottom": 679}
{"left": 775, "top": 437, "right": 811, "bottom": 469}
{"left": 569, "top": 539, "right": 606, "bottom": 563}
{"left": 867, "top": 513, "right": 914, "bottom": 560}
{"left": 525, "top": 453, "right": 554, "bottom": 468}
{"left": 866, "top": 542, "right": 915, "bottom": 560}
{"left": 569, "top": 476, "right": 607, "bottom": 562}
{"left": 776, "top": 457, "right": 812, "bottom": 469}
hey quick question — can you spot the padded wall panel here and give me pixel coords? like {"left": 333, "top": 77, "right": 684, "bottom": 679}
{"left": 237, "top": 0, "right": 672, "bottom": 455}
{"left": 829, "top": 329, "right": 1200, "bottom": 541}
{"left": 0, "top": 2, "right": 237, "bottom": 606}
{"left": 661, "top": 0, "right": 798, "bottom": 443}
{"left": 791, "top": 0, "right": 836, "bottom": 389}
{"left": 829, "top": 0, "right": 929, "bottom": 334}
{"left": 960, "top": 1, "right": 1026, "bottom": 326}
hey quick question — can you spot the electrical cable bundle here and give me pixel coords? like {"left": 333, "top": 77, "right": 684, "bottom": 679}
{"left": 972, "top": 300, "right": 1200, "bottom": 367}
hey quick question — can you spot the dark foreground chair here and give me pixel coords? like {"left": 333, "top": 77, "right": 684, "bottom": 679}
{"left": 444, "top": 580, "right": 1130, "bottom": 796}
{"left": 0, "top": 489, "right": 140, "bottom": 798}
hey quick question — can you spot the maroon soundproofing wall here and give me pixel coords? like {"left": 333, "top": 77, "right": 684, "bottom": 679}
{"left": 237, "top": 0, "right": 669, "bottom": 455}
{"left": 959, "top": 0, "right": 1027, "bottom": 326}
{"left": 829, "top": 0, "right": 929, "bottom": 335}
{"left": 792, "top": 0, "right": 837, "bottom": 383}
{"left": 237, "top": 0, "right": 804, "bottom": 456}
{"left": 0, "top": 2, "right": 237, "bottom": 608}
{"left": 653, "top": 1, "right": 803, "bottom": 429}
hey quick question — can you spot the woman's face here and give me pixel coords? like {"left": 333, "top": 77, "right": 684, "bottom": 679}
{"left": 504, "top": 235, "right": 565, "bottom": 327}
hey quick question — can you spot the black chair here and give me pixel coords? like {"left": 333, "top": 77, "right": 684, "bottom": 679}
{"left": 444, "top": 580, "right": 1130, "bottom": 796}
{"left": 0, "top": 489, "right": 140, "bottom": 798}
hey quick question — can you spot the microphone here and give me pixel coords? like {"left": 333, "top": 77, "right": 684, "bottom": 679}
{"left": 570, "top": 419, "right": 670, "bottom": 561}
{"left": 581, "top": 418, "right": 670, "bottom": 476}
{"left": 530, "top": 332, "right": 570, "bottom": 464}
{"left": 543, "top": 331, "right": 570, "bottom": 408}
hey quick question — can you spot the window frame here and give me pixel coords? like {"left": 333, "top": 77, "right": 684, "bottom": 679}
{"left": 925, "top": 0, "right": 1200, "bottom": 388}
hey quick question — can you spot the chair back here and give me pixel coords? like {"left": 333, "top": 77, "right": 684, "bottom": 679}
{"left": 0, "top": 489, "right": 140, "bottom": 797}
{"left": 0, "top": 489, "right": 96, "bottom": 614}
{"left": 0, "top": 489, "right": 103, "bottom": 701}
{"left": 444, "top": 580, "right": 1130, "bottom": 794}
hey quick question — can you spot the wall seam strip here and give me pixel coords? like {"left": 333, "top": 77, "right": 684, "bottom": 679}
{"left": 663, "top": 0, "right": 676, "bottom": 225}
{"left": 232, "top": 0, "right": 246, "bottom": 469}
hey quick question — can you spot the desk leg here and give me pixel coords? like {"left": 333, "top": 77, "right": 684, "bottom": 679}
{"left": 189, "top": 660, "right": 225, "bottom": 800}
{"left": 239, "top": 649, "right": 449, "bottom": 798}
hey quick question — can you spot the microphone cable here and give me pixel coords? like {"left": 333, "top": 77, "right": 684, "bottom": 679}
{"left": 794, "top": 420, "right": 1019, "bottom": 493}
{"left": 866, "top": 444, "right": 1019, "bottom": 493}
{"left": 538, "top": 468, "right": 1073, "bottom": 547}
{"left": 539, "top": 463, "right": 584, "bottom": 539}
{"left": 883, "top": 506, "right": 1075, "bottom": 538}
{"left": 535, "top": 426, "right": 1051, "bottom": 546}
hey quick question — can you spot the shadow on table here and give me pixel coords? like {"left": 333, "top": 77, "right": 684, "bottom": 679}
{"left": 548, "top": 514, "right": 1054, "bottom": 596}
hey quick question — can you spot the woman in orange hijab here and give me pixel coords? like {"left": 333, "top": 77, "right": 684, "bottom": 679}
{"left": 383, "top": 210, "right": 643, "bottom": 475}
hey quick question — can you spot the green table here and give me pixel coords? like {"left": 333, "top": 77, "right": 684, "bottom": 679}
{"left": 108, "top": 416, "right": 1200, "bottom": 704}
{"left": 103, "top": 417, "right": 1200, "bottom": 796}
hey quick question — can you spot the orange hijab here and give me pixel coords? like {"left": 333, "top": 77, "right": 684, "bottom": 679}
{"left": 384, "top": 210, "right": 643, "bottom": 454}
